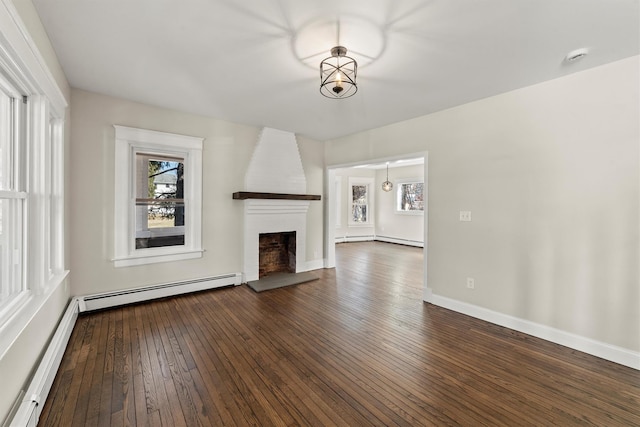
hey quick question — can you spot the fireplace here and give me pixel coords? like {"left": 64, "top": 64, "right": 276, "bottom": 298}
{"left": 259, "top": 231, "right": 296, "bottom": 278}
{"left": 240, "top": 199, "right": 310, "bottom": 282}
{"left": 237, "top": 127, "right": 321, "bottom": 282}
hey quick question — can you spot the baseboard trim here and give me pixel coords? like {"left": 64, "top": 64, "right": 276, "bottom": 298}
{"left": 334, "top": 235, "right": 424, "bottom": 247}
{"left": 335, "top": 235, "right": 375, "bottom": 244}
{"left": 9, "top": 298, "right": 80, "bottom": 427}
{"left": 425, "top": 292, "right": 639, "bottom": 370}
{"left": 375, "top": 236, "right": 424, "bottom": 248}
{"left": 79, "top": 273, "right": 242, "bottom": 312}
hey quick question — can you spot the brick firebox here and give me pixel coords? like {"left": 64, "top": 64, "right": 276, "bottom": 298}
{"left": 258, "top": 232, "right": 296, "bottom": 278}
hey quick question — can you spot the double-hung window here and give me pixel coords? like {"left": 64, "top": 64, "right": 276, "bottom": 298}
{"left": 135, "top": 153, "right": 185, "bottom": 249}
{"left": 0, "top": 75, "right": 26, "bottom": 321}
{"left": 0, "top": 0, "right": 68, "bottom": 358}
{"left": 348, "top": 177, "right": 374, "bottom": 225}
{"left": 113, "top": 126, "right": 203, "bottom": 267}
{"left": 0, "top": 74, "right": 66, "bottom": 329}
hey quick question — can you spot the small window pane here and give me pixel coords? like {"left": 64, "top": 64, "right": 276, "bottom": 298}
{"left": 0, "top": 199, "right": 6, "bottom": 302}
{"left": 0, "top": 90, "right": 13, "bottom": 191}
{"left": 352, "top": 204, "right": 367, "bottom": 223}
{"left": 0, "top": 198, "right": 23, "bottom": 310}
{"left": 398, "top": 182, "right": 424, "bottom": 211}
{"left": 352, "top": 185, "right": 367, "bottom": 204}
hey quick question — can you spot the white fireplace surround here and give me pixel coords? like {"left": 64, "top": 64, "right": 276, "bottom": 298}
{"left": 242, "top": 200, "right": 310, "bottom": 282}
{"left": 241, "top": 127, "right": 313, "bottom": 282}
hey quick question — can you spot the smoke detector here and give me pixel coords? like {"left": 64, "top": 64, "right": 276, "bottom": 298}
{"left": 565, "top": 48, "right": 589, "bottom": 63}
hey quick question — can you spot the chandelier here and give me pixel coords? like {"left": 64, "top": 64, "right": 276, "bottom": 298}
{"left": 320, "top": 46, "right": 358, "bottom": 99}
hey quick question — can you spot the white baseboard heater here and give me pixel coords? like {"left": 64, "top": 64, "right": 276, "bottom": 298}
{"left": 79, "top": 273, "right": 243, "bottom": 312}
{"left": 7, "top": 273, "right": 243, "bottom": 426}
{"left": 375, "top": 236, "right": 424, "bottom": 248}
{"left": 335, "top": 235, "right": 424, "bottom": 248}
{"left": 335, "top": 235, "right": 375, "bottom": 244}
{"left": 9, "top": 298, "right": 80, "bottom": 427}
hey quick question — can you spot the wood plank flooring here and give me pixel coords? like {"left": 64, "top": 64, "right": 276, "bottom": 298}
{"left": 39, "top": 242, "right": 640, "bottom": 426}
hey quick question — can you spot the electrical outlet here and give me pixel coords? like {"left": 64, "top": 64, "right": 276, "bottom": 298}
{"left": 459, "top": 211, "right": 472, "bottom": 222}
{"left": 466, "top": 277, "right": 475, "bottom": 289}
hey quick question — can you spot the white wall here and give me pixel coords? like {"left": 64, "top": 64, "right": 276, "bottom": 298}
{"left": 69, "top": 89, "right": 324, "bottom": 297}
{"left": 0, "top": 0, "right": 71, "bottom": 422}
{"left": 375, "top": 164, "right": 424, "bottom": 245}
{"left": 298, "top": 137, "right": 325, "bottom": 261}
{"left": 325, "top": 56, "right": 640, "bottom": 353}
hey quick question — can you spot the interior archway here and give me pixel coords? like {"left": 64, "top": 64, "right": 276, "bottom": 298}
{"left": 324, "top": 152, "right": 429, "bottom": 300}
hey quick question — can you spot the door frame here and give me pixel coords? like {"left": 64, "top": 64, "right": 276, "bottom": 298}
{"left": 324, "top": 151, "right": 430, "bottom": 300}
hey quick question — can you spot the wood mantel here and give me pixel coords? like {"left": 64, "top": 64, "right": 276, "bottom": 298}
{"left": 232, "top": 191, "right": 321, "bottom": 201}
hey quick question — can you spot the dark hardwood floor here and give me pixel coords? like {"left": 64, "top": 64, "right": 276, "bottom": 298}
{"left": 39, "top": 242, "right": 640, "bottom": 426}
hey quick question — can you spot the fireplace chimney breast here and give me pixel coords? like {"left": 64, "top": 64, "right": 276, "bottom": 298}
{"left": 240, "top": 127, "right": 313, "bottom": 283}
{"left": 245, "top": 127, "right": 306, "bottom": 194}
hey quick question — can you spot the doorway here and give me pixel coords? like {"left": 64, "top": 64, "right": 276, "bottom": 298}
{"left": 324, "top": 152, "right": 429, "bottom": 300}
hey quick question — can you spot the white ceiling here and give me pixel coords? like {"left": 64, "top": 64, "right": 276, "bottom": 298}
{"left": 32, "top": 0, "right": 639, "bottom": 141}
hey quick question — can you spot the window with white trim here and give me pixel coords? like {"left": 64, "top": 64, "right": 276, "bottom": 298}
{"left": 0, "top": 77, "right": 66, "bottom": 327}
{"left": 348, "top": 177, "right": 373, "bottom": 225}
{"left": 0, "top": 76, "right": 26, "bottom": 321}
{"left": 113, "top": 126, "right": 203, "bottom": 267}
{"left": 0, "top": 0, "right": 68, "bottom": 357}
{"left": 396, "top": 180, "right": 425, "bottom": 213}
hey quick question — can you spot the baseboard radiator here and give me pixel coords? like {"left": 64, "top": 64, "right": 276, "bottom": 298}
{"left": 335, "top": 235, "right": 375, "bottom": 244}
{"left": 8, "top": 298, "right": 80, "bottom": 427}
{"left": 375, "top": 236, "right": 424, "bottom": 248}
{"left": 335, "top": 235, "right": 424, "bottom": 248}
{"left": 79, "top": 273, "right": 243, "bottom": 312}
{"left": 6, "top": 273, "right": 243, "bottom": 426}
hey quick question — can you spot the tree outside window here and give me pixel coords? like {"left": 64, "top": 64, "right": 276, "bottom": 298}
{"left": 397, "top": 182, "right": 424, "bottom": 212}
{"left": 351, "top": 184, "right": 369, "bottom": 223}
{"left": 135, "top": 154, "right": 185, "bottom": 249}
{"left": 114, "top": 125, "right": 203, "bottom": 267}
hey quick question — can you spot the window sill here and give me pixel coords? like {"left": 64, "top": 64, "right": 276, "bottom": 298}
{"left": 113, "top": 248, "right": 204, "bottom": 268}
{"left": 395, "top": 210, "right": 424, "bottom": 216}
{"left": 0, "top": 270, "right": 69, "bottom": 360}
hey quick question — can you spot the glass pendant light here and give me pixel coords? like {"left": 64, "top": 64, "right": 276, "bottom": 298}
{"left": 382, "top": 162, "right": 393, "bottom": 192}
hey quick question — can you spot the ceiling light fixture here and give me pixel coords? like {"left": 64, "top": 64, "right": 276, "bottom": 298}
{"left": 382, "top": 162, "right": 393, "bottom": 192}
{"left": 320, "top": 46, "right": 358, "bottom": 99}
